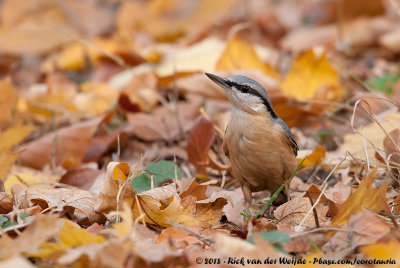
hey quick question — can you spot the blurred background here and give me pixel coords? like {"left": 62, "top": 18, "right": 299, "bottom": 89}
{"left": 0, "top": 0, "right": 399, "bottom": 174}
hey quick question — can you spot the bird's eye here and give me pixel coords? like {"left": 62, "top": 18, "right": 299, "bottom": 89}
{"left": 241, "top": 86, "right": 250, "bottom": 93}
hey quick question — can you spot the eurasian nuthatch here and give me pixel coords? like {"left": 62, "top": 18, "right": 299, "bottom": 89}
{"left": 205, "top": 73, "right": 298, "bottom": 209}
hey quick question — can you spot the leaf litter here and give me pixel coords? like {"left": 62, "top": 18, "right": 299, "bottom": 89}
{"left": 0, "top": 0, "right": 400, "bottom": 267}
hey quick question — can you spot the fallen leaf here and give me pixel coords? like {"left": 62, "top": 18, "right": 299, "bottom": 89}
{"left": 117, "top": 0, "right": 237, "bottom": 42}
{"left": 126, "top": 99, "right": 201, "bottom": 141}
{"left": 274, "top": 196, "right": 330, "bottom": 228}
{"left": 14, "top": 188, "right": 105, "bottom": 224}
{"left": 324, "top": 210, "right": 390, "bottom": 254}
{"left": 304, "top": 184, "right": 338, "bottom": 218}
{"left": 216, "top": 36, "right": 280, "bottom": 80}
{"left": 277, "top": 224, "right": 325, "bottom": 254}
{"left": 0, "top": 193, "right": 13, "bottom": 214}
{"left": 360, "top": 240, "right": 400, "bottom": 266}
{"left": 59, "top": 167, "right": 102, "bottom": 190}
{"left": 332, "top": 167, "right": 388, "bottom": 226}
{"left": 339, "top": 113, "right": 400, "bottom": 159}
{"left": 380, "top": 30, "right": 400, "bottom": 53}
{"left": 215, "top": 233, "right": 283, "bottom": 267}
{"left": 74, "top": 82, "right": 119, "bottom": 116}
{"left": 32, "top": 219, "right": 106, "bottom": 258}
{"left": 187, "top": 115, "right": 216, "bottom": 174}
{"left": 19, "top": 116, "right": 106, "bottom": 169}
{"left": 383, "top": 128, "right": 400, "bottom": 157}
{"left": 83, "top": 124, "right": 134, "bottom": 163}
{"left": 119, "top": 71, "right": 159, "bottom": 113}
{"left": 0, "top": 125, "right": 34, "bottom": 152}
{"left": 0, "top": 256, "right": 35, "bottom": 268}
{"left": 0, "top": 77, "right": 19, "bottom": 128}
{"left": 133, "top": 192, "right": 227, "bottom": 228}
{"left": 4, "top": 166, "right": 60, "bottom": 196}
{"left": 0, "top": 214, "right": 60, "bottom": 260}
{"left": 281, "top": 49, "right": 343, "bottom": 102}
{"left": 179, "top": 179, "right": 208, "bottom": 201}
{"left": 58, "top": 239, "right": 133, "bottom": 267}
{"left": 95, "top": 162, "right": 135, "bottom": 213}
{"left": 0, "top": 151, "right": 22, "bottom": 182}
{"left": 297, "top": 146, "right": 326, "bottom": 167}
{"left": 156, "top": 226, "right": 202, "bottom": 248}
{"left": 131, "top": 161, "right": 182, "bottom": 193}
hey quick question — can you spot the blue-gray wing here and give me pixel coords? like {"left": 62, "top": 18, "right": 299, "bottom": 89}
{"left": 276, "top": 118, "right": 298, "bottom": 157}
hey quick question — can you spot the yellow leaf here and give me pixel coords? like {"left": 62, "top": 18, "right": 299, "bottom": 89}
{"left": 0, "top": 151, "right": 22, "bottom": 182}
{"left": 333, "top": 167, "right": 388, "bottom": 226}
{"left": 132, "top": 193, "right": 227, "bottom": 228}
{"left": 74, "top": 82, "right": 118, "bottom": 116}
{"left": 58, "top": 219, "right": 106, "bottom": 247}
{"left": 0, "top": 77, "right": 18, "bottom": 128}
{"left": 112, "top": 162, "right": 130, "bottom": 181}
{"left": 281, "top": 49, "right": 343, "bottom": 101}
{"left": 56, "top": 42, "right": 85, "bottom": 71}
{"left": 216, "top": 36, "right": 280, "bottom": 80}
{"left": 0, "top": 125, "right": 34, "bottom": 152}
{"left": 33, "top": 219, "right": 105, "bottom": 258}
{"left": 4, "top": 168, "right": 60, "bottom": 196}
{"left": 360, "top": 240, "right": 400, "bottom": 266}
{"left": 112, "top": 203, "right": 134, "bottom": 238}
{"left": 297, "top": 145, "right": 326, "bottom": 167}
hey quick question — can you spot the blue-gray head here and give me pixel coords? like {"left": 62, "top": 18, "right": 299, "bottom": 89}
{"left": 205, "top": 72, "right": 298, "bottom": 156}
{"left": 205, "top": 73, "right": 277, "bottom": 118}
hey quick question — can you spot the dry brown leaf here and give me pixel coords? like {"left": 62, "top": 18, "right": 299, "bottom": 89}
{"left": 127, "top": 98, "right": 201, "bottom": 141}
{"left": 215, "top": 233, "right": 283, "bottom": 267}
{"left": 133, "top": 193, "right": 227, "bottom": 228}
{"left": 95, "top": 162, "right": 134, "bottom": 214}
{"left": 156, "top": 226, "right": 202, "bottom": 248}
{"left": 187, "top": 115, "right": 216, "bottom": 174}
{"left": 59, "top": 167, "right": 102, "bottom": 191}
{"left": 333, "top": 167, "right": 388, "bottom": 226}
{"left": 339, "top": 112, "right": 400, "bottom": 158}
{"left": 324, "top": 210, "right": 390, "bottom": 254}
{"left": 0, "top": 256, "right": 35, "bottom": 268}
{"left": 14, "top": 188, "right": 105, "bottom": 224}
{"left": 274, "top": 196, "right": 330, "bottom": 228}
{"left": 179, "top": 178, "right": 208, "bottom": 201}
{"left": 119, "top": 72, "right": 159, "bottom": 113}
{"left": 0, "top": 193, "right": 13, "bottom": 214}
{"left": 0, "top": 214, "right": 60, "bottom": 260}
{"left": 58, "top": 239, "right": 133, "bottom": 268}
{"left": 277, "top": 224, "right": 325, "bottom": 254}
{"left": 380, "top": 30, "right": 400, "bottom": 53}
{"left": 19, "top": 116, "right": 106, "bottom": 169}
{"left": 384, "top": 128, "right": 400, "bottom": 156}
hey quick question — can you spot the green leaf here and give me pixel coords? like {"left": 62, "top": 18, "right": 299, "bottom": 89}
{"left": 368, "top": 74, "right": 400, "bottom": 94}
{"left": 130, "top": 161, "right": 182, "bottom": 192}
{"left": 259, "top": 231, "right": 291, "bottom": 243}
{"left": 0, "top": 212, "right": 29, "bottom": 229}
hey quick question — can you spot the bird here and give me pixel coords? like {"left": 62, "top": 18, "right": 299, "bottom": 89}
{"left": 205, "top": 73, "right": 298, "bottom": 210}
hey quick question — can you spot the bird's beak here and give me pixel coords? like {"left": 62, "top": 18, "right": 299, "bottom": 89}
{"left": 205, "top": 73, "right": 230, "bottom": 89}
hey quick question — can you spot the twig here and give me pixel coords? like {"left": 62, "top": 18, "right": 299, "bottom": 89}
{"left": 168, "top": 218, "right": 214, "bottom": 246}
{"left": 290, "top": 227, "right": 382, "bottom": 239}
{"left": 306, "top": 190, "right": 320, "bottom": 228}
